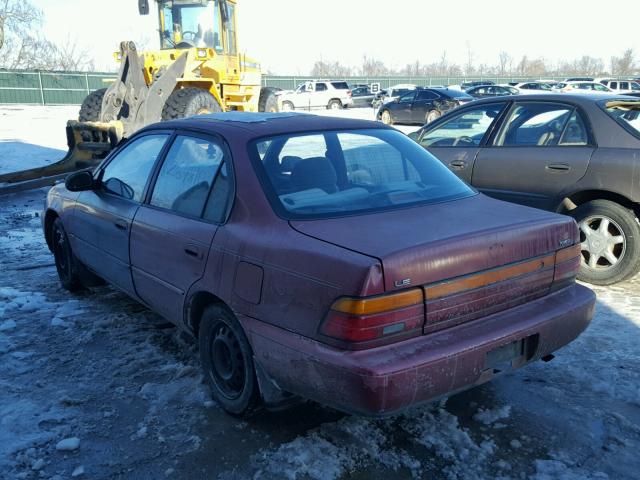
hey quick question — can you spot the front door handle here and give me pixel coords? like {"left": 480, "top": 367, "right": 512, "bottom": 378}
{"left": 184, "top": 245, "right": 203, "bottom": 259}
{"left": 114, "top": 220, "right": 128, "bottom": 231}
{"left": 546, "top": 163, "right": 571, "bottom": 172}
{"left": 450, "top": 160, "right": 467, "bottom": 170}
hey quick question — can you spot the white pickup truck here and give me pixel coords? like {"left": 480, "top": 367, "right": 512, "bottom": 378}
{"left": 277, "top": 80, "right": 353, "bottom": 111}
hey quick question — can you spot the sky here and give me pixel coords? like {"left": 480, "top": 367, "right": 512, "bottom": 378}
{"left": 35, "top": 0, "right": 640, "bottom": 74}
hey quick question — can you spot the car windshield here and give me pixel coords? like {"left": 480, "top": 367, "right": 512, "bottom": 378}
{"left": 250, "top": 128, "right": 475, "bottom": 219}
{"left": 160, "top": 0, "right": 223, "bottom": 51}
{"left": 601, "top": 100, "right": 640, "bottom": 139}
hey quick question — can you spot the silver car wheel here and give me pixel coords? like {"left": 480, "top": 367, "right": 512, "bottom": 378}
{"left": 579, "top": 215, "right": 626, "bottom": 270}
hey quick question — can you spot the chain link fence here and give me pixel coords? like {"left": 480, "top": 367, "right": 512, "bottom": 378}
{"left": 0, "top": 69, "right": 630, "bottom": 105}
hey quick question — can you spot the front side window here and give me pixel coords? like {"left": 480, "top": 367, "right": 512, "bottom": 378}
{"left": 496, "top": 103, "right": 574, "bottom": 146}
{"left": 250, "top": 129, "right": 474, "bottom": 219}
{"left": 150, "top": 135, "right": 226, "bottom": 219}
{"left": 101, "top": 135, "right": 168, "bottom": 201}
{"left": 420, "top": 103, "right": 506, "bottom": 148}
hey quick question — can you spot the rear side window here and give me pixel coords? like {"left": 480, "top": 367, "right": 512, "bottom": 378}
{"left": 150, "top": 135, "right": 227, "bottom": 219}
{"left": 331, "top": 82, "right": 349, "bottom": 90}
{"left": 496, "top": 103, "right": 576, "bottom": 147}
{"left": 101, "top": 134, "right": 168, "bottom": 202}
{"left": 417, "top": 90, "right": 439, "bottom": 100}
{"left": 315, "top": 83, "right": 327, "bottom": 91}
{"left": 600, "top": 100, "right": 640, "bottom": 139}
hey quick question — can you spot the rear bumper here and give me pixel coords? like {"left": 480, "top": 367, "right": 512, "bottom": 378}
{"left": 242, "top": 283, "right": 595, "bottom": 416}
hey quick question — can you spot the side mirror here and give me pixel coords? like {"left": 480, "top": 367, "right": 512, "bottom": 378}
{"left": 138, "top": 0, "right": 149, "bottom": 15}
{"left": 65, "top": 170, "right": 95, "bottom": 192}
{"left": 407, "top": 131, "right": 420, "bottom": 142}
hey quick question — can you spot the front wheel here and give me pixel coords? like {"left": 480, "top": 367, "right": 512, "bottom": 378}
{"left": 52, "top": 218, "right": 82, "bottom": 292}
{"left": 258, "top": 87, "right": 279, "bottom": 113}
{"left": 199, "top": 305, "right": 260, "bottom": 416}
{"left": 161, "top": 87, "right": 222, "bottom": 120}
{"left": 380, "top": 109, "right": 393, "bottom": 125}
{"left": 571, "top": 199, "right": 640, "bottom": 285}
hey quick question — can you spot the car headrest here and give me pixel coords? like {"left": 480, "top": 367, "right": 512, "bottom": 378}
{"left": 290, "top": 157, "right": 338, "bottom": 194}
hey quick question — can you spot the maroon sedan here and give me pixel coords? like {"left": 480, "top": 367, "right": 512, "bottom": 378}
{"left": 43, "top": 113, "right": 595, "bottom": 416}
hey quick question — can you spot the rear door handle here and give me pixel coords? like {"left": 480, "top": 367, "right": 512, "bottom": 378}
{"left": 546, "top": 163, "right": 571, "bottom": 172}
{"left": 450, "top": 160, "right": 467, "bottom": 169}
{"left": 114, "top": 220, "right": 128, "bottom": 231}
{"left": 184, "top": 245, "right": 203, "bottom": 259}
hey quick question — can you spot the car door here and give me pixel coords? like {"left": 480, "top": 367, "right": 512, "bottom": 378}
{"left": 394, "top": 91, "right": 417, "bottom": 123}
{"left": 292, "top": 83, "right": 312, "bottom": 109}
{"left": 129, "top": 133, "right": 233, "bottom": 324}
{"left": 313, "top": 82, "right": 329, "bottom": 108}
{"left": 471, "top": 101, "right": 594, "bottom": 210}
{"left": 417, "top": 102, "right": 508, "bottom": 183}
{"left": 70, "top": 133, "right": 170, "bottom": 297}
{"left": 411, "top": 90, "right": 439, "bottom": 123}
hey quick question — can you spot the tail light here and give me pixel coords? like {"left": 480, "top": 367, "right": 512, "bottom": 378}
{"left": 320, "top": 288, "right": 424, "bottom": 350}
{"left": 347, "top": 90, "right": 352, "bottom": 97}
{"left": 551, "top": 243, "right": 581, "bottom": 291}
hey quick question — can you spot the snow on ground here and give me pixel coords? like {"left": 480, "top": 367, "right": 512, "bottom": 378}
{"left": 0, "top": 105, "right": 639, "bottom": 479}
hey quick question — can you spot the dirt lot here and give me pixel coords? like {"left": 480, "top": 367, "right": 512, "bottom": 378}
{"left": 1, "top": 106, "right": 639, "bottom": 480}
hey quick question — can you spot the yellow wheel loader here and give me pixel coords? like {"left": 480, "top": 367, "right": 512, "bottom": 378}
{"left": 0, "top": 0, "right": 278, "bottom": 194}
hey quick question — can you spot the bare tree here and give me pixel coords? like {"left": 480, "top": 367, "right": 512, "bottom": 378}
{"left": 53, "top": 36, "right": 96, "bottom": 72}
{"left": 498, "top": 51, "right": 510, "bottom": 76}
{"left": 465, "top": 41, "right": 475, "bottom": 76}
{"left": 611, "top": 49, "right": 636, "bottom": 76}
{"left": 360, "top": 55, "right": 389, "bottom": 76}
{"left": 0, "top": 0, "right": 41, "bottom": 50}
{"left": 310, "top": 59, "right": 352, "bottom": 78}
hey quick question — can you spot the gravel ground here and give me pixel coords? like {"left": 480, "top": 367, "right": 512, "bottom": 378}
{"left": 1, "top": 106, "right": 639, "bottom": 480}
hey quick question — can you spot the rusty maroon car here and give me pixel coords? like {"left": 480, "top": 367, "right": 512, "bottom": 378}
{"left": 43, "top": 113, "right": 595, "bottom": 416}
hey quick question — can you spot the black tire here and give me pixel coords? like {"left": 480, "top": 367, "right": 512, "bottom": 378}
{"left": 258, "top": 87, "right": 278, "bottom": 113}
{"left": 281, "top": 101, "right": 294, "bottom": 112}
{"left": 199, "top": 305, "right": 259, "bottom": 416}
{"left": 571, "top": 199, "right": 640, "bottom": 285}
{"left": 78, "top": 88, "right": 107, "bottom": 122}
{"left": 426, "top": 110, "right": 441, "bottom": 124}
{"left": 161, "top": 87, "right": 222, "bottom": 120}
{"left": 51, "top": 218, "right": 82, "bottom": 292}
{"left": 327, "top": 99, "right": 342, "bottom": 110}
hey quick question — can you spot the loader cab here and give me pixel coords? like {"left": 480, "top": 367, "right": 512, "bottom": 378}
{"left": 157, "top": 0, "right": 237, "bottom": 55}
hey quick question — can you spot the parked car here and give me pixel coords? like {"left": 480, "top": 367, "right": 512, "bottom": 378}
{"left": 564, "top": 77, "right": 594, "bottom": 82}
{"left": 277, "top": 80, "right": 353, "bottom": 111}
{"left": 44, "top": 113, "right": 594, "bottom": 416}
{"left": 597, "top": 79, "right": 640, "bottom": 94}
{"left": 377, "top": 87, "right": 474, "bottom": 125}
{"left": 465, "top": 85, "right": 519, "bottom": 99}
{"left": 350, "top": 85, "right": 376, "bottom": 107}
{"left": 461, "top": 80, "right": 495, "bottom": 89}
{"left": 372, "top": 84, "right": 417, "bottom": 108}
{"left": 410, "top": 94, "right": 640, "bottom": 284}
{"left": 556, "top": 81, "right": 612, "bottom": 94}
{"left": 514, "top": 82, "right": 554, "bottom": 93}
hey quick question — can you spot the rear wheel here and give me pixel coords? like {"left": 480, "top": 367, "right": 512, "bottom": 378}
{"left": 380, "top": 109, "right": 393, "bottom": 125}
{"left": 52, "top": 218, "right": 82, "bottom": 292}
{"left": 426, "top": 110, "right": 441, "bottom": 124}
{"left": 161, "top": 87, "right": 222, "bottom": 120}
{"left": 571, "top": 199, "right": 640, "bottom": 285}
{"left": 258, "top": 87, "right": 279, "bottom": 113}
{"left": 78, "top": 88, "right": 107, "bottom": 122}
{"left": 327, "top": 99, "right": 342, "bottom": 110}
{"left": 199, "top": 305, "right": 259, "bottom": 416}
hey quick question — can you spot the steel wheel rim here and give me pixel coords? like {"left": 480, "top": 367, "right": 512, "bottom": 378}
{"left": 209, "top": 323, "right": 245, "bottom": 400}
{"left": 330, "top": 102, "right": 340, "bottom": 110}
{"left": 53, "top": 226, "right": 71, "bottom": 282}
{"left": 579, "top": 215, "right": 626, "bottom": 271}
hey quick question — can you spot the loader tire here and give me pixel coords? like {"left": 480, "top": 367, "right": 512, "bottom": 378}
{"left": 161, "top": 87, "right": 222, "bottom": 120}
{"left": 258, "top": 87, "right": 279, "bottom": 113}
{"left": 78, "top": 88, "right": 107, "bottom": 122}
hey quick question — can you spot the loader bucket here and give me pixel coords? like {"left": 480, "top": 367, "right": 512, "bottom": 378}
{"left": 0, "top": 120, "right": 123, "bottom": 195}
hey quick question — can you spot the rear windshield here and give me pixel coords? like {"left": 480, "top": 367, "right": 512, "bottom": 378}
{"left": 249, "top": 128, "right": 475, "bottom": 219}
{"left": 600, "top": 100, "right": 640, "bottom": 139}
{"left": 438, "top": 89, "right": 473, "bottom": 99}
{"left": 331, "top": 82, "right": 349, "bottom": 90}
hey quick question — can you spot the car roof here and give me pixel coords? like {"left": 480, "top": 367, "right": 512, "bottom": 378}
{"left": 461, "top": 92, "right": 635, "bottom": 106}
{"left": 140, "top": 112, "right": 391, "bottom": 140}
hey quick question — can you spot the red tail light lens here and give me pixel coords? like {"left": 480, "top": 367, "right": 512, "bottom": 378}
{"left": 320, "top": 289, "right": 424, "bottom": 349}
{"left": 347, "top": 90, "right": 352, "bottom": 97}
{"left": 552, "top": 243, "right": 581, "bottom": 290}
